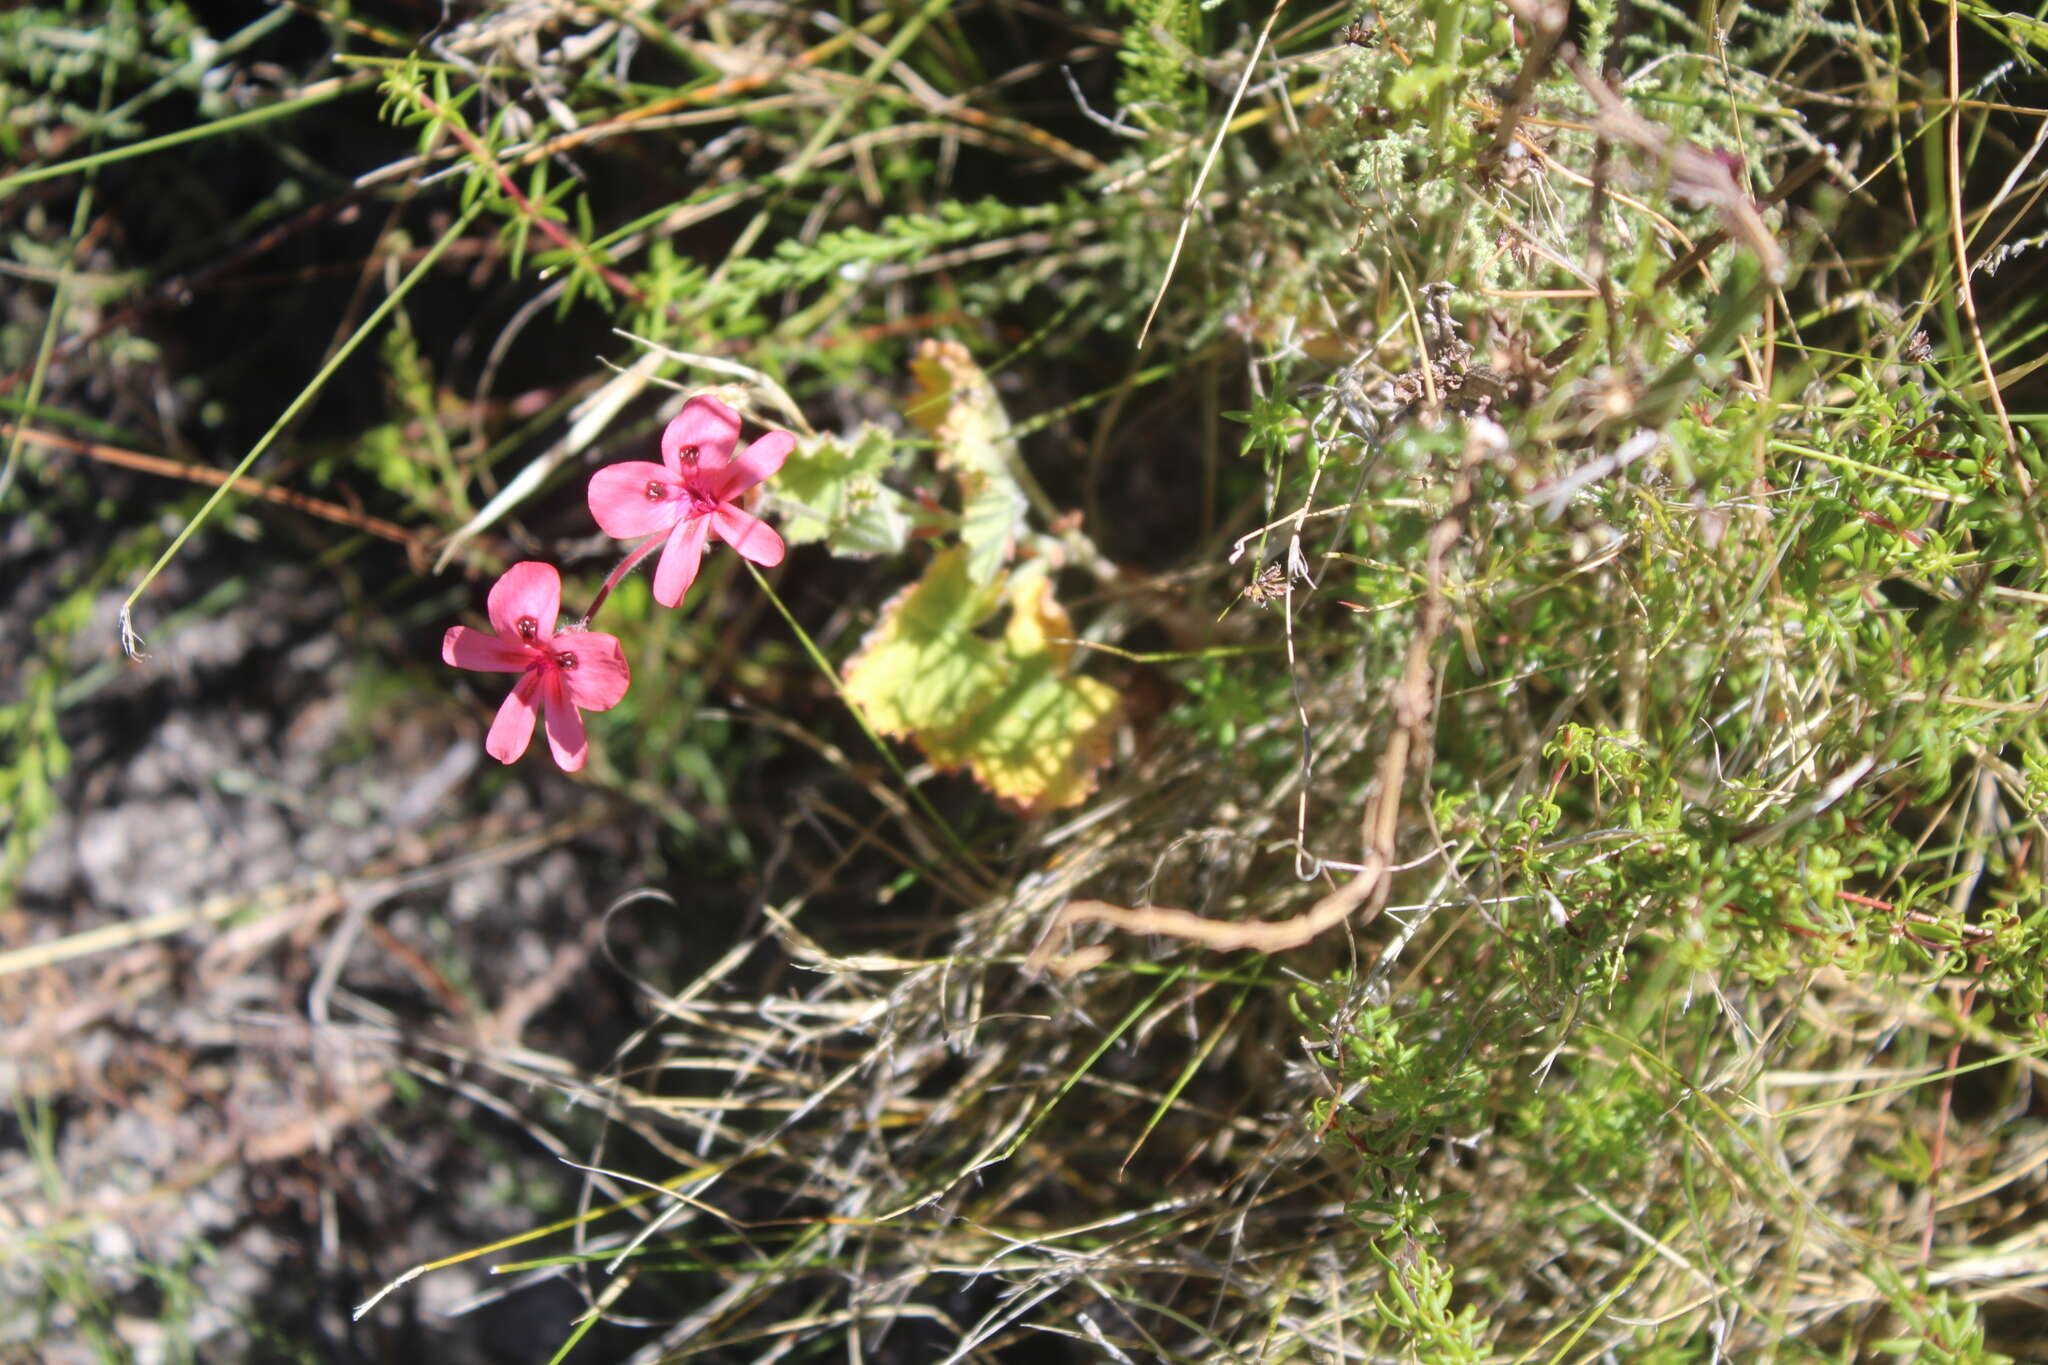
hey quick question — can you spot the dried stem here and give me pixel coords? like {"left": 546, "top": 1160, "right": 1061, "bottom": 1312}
{"left": 1030, "top": 422, "right": 1488, "bottom": 972}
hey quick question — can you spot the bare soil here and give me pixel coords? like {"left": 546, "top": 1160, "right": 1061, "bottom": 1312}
{"left": 4, "top": 536, "right": 663, "bottom": 1363}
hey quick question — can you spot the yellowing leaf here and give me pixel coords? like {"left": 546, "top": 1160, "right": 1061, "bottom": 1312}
{"left": 842, "top": 547, "right": 1006, "bottom": 744}
{"left": 905, "top": 339, "right": 1028, "bottom": 585}
{"left": 842, "top": 549, "right": 1119, "bottom": 815}
{"left": 906, "top": 339, "right": 1011, "bottom": 475}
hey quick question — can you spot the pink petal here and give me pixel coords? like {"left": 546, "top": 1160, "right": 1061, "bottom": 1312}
{"left": 559, "top": 631, "right": 631, "bottom": 711}
{"left": 486, "top": 562, "right": 561, "bottom": 639}
{"left": 540, "top": 675, "right": 589, "bottom": 771}
{"left": 444, "top": 625, "right": 532, "bottom": 673}
{"left": 712, "top": 504, "right": 785, "bottom": 567}
{"left": 485, "top": 674, "right": 542, "bottom": 764}
{"left": 588, "top": 461, "right": 685, "bottom": 540}
{"left": 661, "top": 396, "right": 741, "bottom": 475}
{"left": 652, "top": 514, "right": 712, "bottom": 608}
{"left": 712, "top": 430, "right": 794, "bottom": 500}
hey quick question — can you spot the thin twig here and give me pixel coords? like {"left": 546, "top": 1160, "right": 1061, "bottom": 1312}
{"left": 407, "top": 84, "right": 643, "bottom": 303}
{"left": 5, "top": 422, "right": 419, "bottom": 549}
{"left": 1029, "top": 420, "right": 1489, "bottom": 971}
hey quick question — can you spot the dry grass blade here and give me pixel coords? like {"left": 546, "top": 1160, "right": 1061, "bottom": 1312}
{"left": 1137, "top": 0, "right": 1290, "bottom": 348}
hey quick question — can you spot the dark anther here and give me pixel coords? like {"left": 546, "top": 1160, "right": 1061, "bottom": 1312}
{"left": 516, "top": 616, "right": 539, "bottom": 642}
{"left": 646, "top": 480, "right": 666, "bottom": 500}
{"left": 678, "top": 444, "right": 699, "bottom": 466}
{"left": 556, "top": 650, "right": 577, "bottom": 670}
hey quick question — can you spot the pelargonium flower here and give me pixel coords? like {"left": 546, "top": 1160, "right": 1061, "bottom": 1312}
{"left": 587, "top": 394, "right": 793, "bottom": 608}
{"left": 442, "top": 561, "right": 630, "bottom": 771}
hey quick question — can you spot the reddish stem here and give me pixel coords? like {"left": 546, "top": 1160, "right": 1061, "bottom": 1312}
{"left": 575, "top": 533, "right": 666, "bottom": 628}
{"left": 1922, "top": 960, "right": 1981, "bottom": 1265}
{"left": 413, "top": 88, "right": 644, "bottom": 304}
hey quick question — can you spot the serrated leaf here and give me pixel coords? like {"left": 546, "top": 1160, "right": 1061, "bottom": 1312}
{"left": 907, "top": 337, "right": 1013, "bottom": 480}
{"left": 843, "top": 547, "right": 1007, "bottom": 743}
{"left": 926, "top": 565, "right": 1119, "bottom": 814}
{"left": 905, "top": 339, "right": 1027, "bottom": 584}
{"left": 763, "top": 424, "right": 918, "bottom": 557}
{"left": 843, "top": 549, "right": 1119, "bottom": 815}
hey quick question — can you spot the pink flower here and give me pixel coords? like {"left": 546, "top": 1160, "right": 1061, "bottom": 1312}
{"left": 587, "top": 395, "right": 793, "bottom": 607}
{"left": 442, "top": 561, "right": 631, "bottom": 771}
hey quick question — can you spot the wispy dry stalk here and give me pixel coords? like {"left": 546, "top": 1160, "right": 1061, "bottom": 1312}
{"left": 1564, "top": 50, "right": 1786, "bottom": 283}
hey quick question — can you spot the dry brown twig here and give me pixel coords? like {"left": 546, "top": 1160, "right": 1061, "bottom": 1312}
{"left": 1028, "top": 420, "right": 1494, "bottom": 974}
{"left": 4, "top": 421, "right": 420, "bottom": 552}
{"left": 1484, "top": 0, "right": 1571, "bottom": 171}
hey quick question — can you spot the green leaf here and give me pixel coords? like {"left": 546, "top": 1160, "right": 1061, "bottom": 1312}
{"left": 842, "top": 549, "right": 1119, "bottom": 815}
{"left": 763, "top": 424, "right": 918, "bottom": 557}
{"left": 959, "top": 476, "right": 1029, "bottom": 585}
